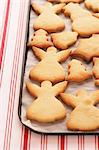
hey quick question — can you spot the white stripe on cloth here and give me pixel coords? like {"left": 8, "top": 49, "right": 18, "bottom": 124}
{"left": 0, "top": 0, "right": 7, "bottom": 45}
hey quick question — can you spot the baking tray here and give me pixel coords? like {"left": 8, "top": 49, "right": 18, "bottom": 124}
{"left": 18, "top": 0, "right": 99, "bottom": 134}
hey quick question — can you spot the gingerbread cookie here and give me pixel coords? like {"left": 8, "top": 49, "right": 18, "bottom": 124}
{"left": 51, "top": 31, "right": 78, "bottom": 50}
{"left": 27, "top": 29, "right": 53, "bottom": 49}
{"left": 32, "top": 2, "right": 65, "bottom": 33}
{"left": 66, "top": 59, "right": 92, "bottom": 82}
{"left": 60, "top": 89, "right": 99, "bottom": 131}
{"left": 93, "top": 57, "right": 99, "bottom": 86}
{"left": 26, "top": 81, "right": 67, "bottom": 123}
{"left": 71, "top": 34, "right": 99, "bottom": 62}
{"left": 63, "top": 3, "right": 99, "bottom": 36}
{"left": 48, "top": 0, "right": 83, "bottom": 3}
{"left": 85, "top": 0, "right": 99, "bottom": 13}
{"left": 29, "top": 46, "right": 71, "bottom": 83}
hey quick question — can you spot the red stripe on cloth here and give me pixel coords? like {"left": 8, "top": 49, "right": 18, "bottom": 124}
{"left": 60, "top": 135, "right": 65, "bottom": 150}
{"left": 40, "top": 134, "right": 47, "bottom": 150}
{"left": 98, "top": 136, "right": 99, "bottom": 150}
{"left": 23, "top": 128, "right": 29, "bottom": 150}
{"left": 0, "top": 0, "right": 10, "bottom": 68}
{"left": 3, "top": 1, "right": 25, "bottom": 149}
{"left": 81, "top": 136, "right": 82, "bottom": 150}
{"left": 78, "top": 135, "right": 80, "bottom": 150}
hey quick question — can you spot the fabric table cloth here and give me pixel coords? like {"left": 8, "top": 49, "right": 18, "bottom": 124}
{"left": 0, "top": 0, "right": 99, "bottom": 149}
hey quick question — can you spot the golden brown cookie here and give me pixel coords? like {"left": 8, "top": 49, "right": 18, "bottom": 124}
{"left": 66, "top": 59, "right": 92, "bottom": 82}
{"left": 26, "top": 81, "right": 67, "bottom": 123}
{"left": 29, "top": 46, "right": 71, "bottom": 83}
{"left": 93, "top": 57, "right": 99, "bottom": 86}
{"left": 85, "top": 0, "right": 99, "bottom": 13}
{"left": 92, "top": 13, "right": 99, "bottom": 18}
{"left": 32, "top": 2, "right": 65, "bottom": 33}
{"left": 71, "top": 34, "right": 99, "bottom": 62}
{"left": 27, "top": 29, "right": 53, "bottom": 49}
{"left": 48, "top": 0, "right": 83, "bottom": 3}
{"left": 60, "top": 89, "right": 99, "bottom": 131}
{"left": 63, "top": 3, "right": 99, "bottom": 36}
{"left": 51, "top": 31, "right": 78, "bottom": 50}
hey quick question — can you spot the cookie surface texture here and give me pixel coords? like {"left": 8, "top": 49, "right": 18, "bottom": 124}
{"left": 27, "top": 29, "right": 53, "bottom": 49}
{"left": 26, "top": 81, "right": 67, "bottom": 123}
{"left": 93, "top": 57, "right": 99, "bottom": 86}
{"left": 29, "top": 46, "right": 71, "bottom": 83}
{"left": 66, "top": 59, "right": 92, "bottom": 82}
{"left": 71, "top": 34, "right": 99, "bottom": 62}
{"left": 63, "top": 3, "right": 99, "bottom": 36}
{"left": 48, "top": 0, "right": 83, "bottom": 3}
{"left": 85, "top": 0, "right": 99, "bottom": 13}
{"left": 60, "top": 89, "right": 99, "bottom": 131}
{"left": 51, "top": 31, "right": 78, "bottom": 50}
{"left": 32, "top": 2, "right": 65, "bottom": 33}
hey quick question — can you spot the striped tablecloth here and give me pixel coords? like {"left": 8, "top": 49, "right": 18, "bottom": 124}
{"left": 0, "top": 0, "right": 99, "bottom": 149}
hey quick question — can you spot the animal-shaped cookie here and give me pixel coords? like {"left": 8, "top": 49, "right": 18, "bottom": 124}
{"left": 60, "top": 89, "right": 99, "bottom": 131}
{"left": 93, "top": 57, "right": 99, "bottom": 86}
{"left": 27, "top": 29, "right": 53, "bottom": 49}
{"left": 85, "top": 0, "right": 99, "bottom": 13}
{"left": 48, "top": 0, "right": 83, "bottom": 3}
{"left": 71, "top": 34, "right": 99, "bottom": 62}
{"left": 51, "top": 31, "right": 78, "bottom": 50}
{"left": 26, "top": 81, "right": 67, "bottom": 123}
{"left": 32, "top": 2, "right": 65, "bottom": 33}
{"left": 29, "top": 46, "right": 71, "bottom": 83}
{"left": 66, "top": 59, "right": 92, "bottom": 82}
{"left": 63, "top": 3, "right": 99, "bottom": 36}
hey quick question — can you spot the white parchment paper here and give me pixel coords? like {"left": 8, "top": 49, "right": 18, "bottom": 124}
{"left": 21, "top": 0, "right": 99, "bottom": 133}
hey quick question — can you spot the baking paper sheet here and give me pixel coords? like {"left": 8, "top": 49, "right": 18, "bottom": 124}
{"left": 20, "top": 0, "right": 99, "bottom": 133}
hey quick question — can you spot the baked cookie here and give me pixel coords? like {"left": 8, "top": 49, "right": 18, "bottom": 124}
{"left": 29, "top": 46, "right": 71, "bottom": 83}
{"left": 48, "top": 0, "right": 83, "bottom": 3}
{"left": 85, "top": 0, "right": 99, "bottom": 13}
{"left": 26, "top": 81, "right": 67, "bottom": 123}
{"left": 27, "top": 29, "right": 53, "bottom": 49}
{"left": 32, "top": 2, "right": 65, "bottom": 33}
{"left": 71, "top": 34, "right": 99, "bottom": 62}
{"left": 93, "top": 57, "right": 99, "bottom": 86}
{"left": 51, "top": 31, "right": 78, "bottom": 50}
{"left": 92, "top": 13, "right": 99, "bottom": 18}
{"left": 63, "top": 3, "right": 99, "bottom": 36}
{"left": 60, "top": 89, "right": 99, "bottom": 131}
{"left": 66, "top": 59, "right": 92, "bottom": 82}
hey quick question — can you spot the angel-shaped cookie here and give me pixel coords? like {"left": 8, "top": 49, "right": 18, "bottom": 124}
{"left": 27, "top": 29, "right": 53, "bottom": 49}
{"left": 63, "top": 3, "right": 99, "bottom": 36}
{"left": 85, "top": 0, "right": 99, "bottom": 13}
{"left": 51, "top": 31, "right": 78, "bottom": 50}
{"left": 93, "top": 57, "right": 99, "bottom": 86}
{"left": 26, "top": 81, "right": 67, "bottom": 123}
{"left": 32, "top": 2, "right": 65, "bottom": 33}
{"left": 60, "top": 89, "right": 99, "bottom": 131}
{"left": 29, "top": 46, "right": 71, "bottom": 83}
{"left": 48, "top": 0, "right": 83, "bottom": 3}
{"left": 66, "top": 59, "right": 92, "bottom": 82}
{"left": 71, "top": 34, "right": 99, "bottom": 62}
